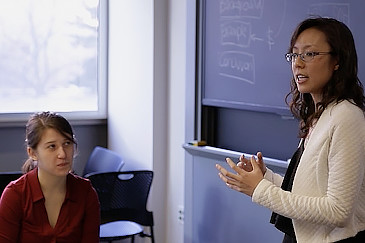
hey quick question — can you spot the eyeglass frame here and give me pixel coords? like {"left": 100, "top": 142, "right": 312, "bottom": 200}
{"left": 285, "top": 51, "right": 334, "bottom": 63}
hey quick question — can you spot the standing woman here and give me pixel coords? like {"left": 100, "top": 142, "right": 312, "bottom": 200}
{"left": 0, "top": 112, "right": 100, "bottom": 243}
{"left": 216, "top": 17, "right": 365, "bottom": 242}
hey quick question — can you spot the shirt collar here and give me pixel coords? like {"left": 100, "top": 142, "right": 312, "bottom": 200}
{"left": 28, "top": 168, "right": 44, "bottom": 203}
{"left": 28, "top": 168, "right": 78, "bottom": 203}
{"left": 65, "top": 173, "right": 78, "bottom": 202}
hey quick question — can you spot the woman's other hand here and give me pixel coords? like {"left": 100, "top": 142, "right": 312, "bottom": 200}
{"left": 216, "top": 155, "right": 264, "bottom": 197}
{"left": 237, "top": 152, "right": 267, "bottom": 175}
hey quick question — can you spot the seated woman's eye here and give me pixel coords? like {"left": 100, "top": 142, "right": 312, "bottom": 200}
{"left": 64, "top": 141, "right": 72, "bottom": 146}
{"left": 48, "top": 144, "right": 56, "bottom": 149}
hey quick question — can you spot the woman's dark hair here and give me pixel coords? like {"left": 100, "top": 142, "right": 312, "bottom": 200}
{"left": 286, "top": 17, "right": 365, "bottom": 138}
{"left": 22, "top": 111, "right": 77, "bottom": 173}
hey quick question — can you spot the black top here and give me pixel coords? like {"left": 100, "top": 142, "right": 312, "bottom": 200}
{"left": 270, "top": 140, "right": 304, "bottom": 240}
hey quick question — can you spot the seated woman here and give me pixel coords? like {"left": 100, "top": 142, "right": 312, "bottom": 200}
{"left": 0, "top": 111, "right": 100, "bottom": 243}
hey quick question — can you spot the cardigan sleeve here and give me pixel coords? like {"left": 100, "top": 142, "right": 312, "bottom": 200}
{"left": 252, "top": 102, "right": 365, "bottom": 227}
{"left": 263, "top": 168, "right": 283, "bottom": 187}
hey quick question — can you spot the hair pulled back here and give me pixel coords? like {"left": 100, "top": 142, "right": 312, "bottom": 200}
{"left": 22, "top": 111, "right": 77, "bottom": 173}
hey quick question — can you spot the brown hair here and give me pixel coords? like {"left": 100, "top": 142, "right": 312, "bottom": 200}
{"left": 285, "top": 17, "right": 365, "bottom": 138}
{"left": 22, "top": 111, "right": 77, "bottom": 173}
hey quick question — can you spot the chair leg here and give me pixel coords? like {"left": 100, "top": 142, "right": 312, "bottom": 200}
{"left": 150, "top": 226, "right": 155, "bottom": 243}
{"left": 131, "top": 235, "right": 135, "bottom": 243}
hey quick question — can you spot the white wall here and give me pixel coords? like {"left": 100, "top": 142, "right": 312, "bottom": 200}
{"left": 165, "top": 0, "right": 188, "bottom": 242}
{"left": 108, "top": 0, "right": 188, "bottom": 243}
{"left": 108, "top": 0, "right": 154, "bottom": 171}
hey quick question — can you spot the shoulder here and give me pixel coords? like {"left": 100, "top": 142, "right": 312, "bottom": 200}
{"left": 67, "top": 173, "right": 98, "bottom": 200}
{"left": 0, "top": 173, "right": 27, "bottom": 204}
{"left": 326, "top": 100, "right": 365, "bottom": 124}
{"left": 67, "top": 173, "right": 94, "bottom": 190}
{"left": 3, "top": 173, "right": 28, "bottom": 193}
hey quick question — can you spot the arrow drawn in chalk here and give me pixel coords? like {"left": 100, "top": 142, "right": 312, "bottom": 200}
{"left": 250, "top": 33, "right": 264, "bottom": 42}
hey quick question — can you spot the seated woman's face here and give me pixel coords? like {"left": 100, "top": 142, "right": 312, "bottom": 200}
{"left": 28, "top": 128, "right": 74, "bottom": 177}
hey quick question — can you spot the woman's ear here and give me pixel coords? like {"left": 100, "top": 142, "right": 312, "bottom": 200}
{"left": 27, "top": 147, "right": 37, "bottom": 161}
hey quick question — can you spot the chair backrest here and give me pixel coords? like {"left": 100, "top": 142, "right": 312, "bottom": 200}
{"left": 0, "top": 172, "right": 23, "bottom": 196}
{"left": 83, "top": 146, "right": 125, "bottom": 177}
{"left": 87, "top": 170, "right": 154, "bottom": 226}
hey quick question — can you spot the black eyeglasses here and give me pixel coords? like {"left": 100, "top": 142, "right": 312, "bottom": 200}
{"left": 285, "top": 51, "right": 333, "bottom": 63}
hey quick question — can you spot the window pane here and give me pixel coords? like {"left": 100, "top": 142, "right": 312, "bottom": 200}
{"left": 0, "top": 0, "right": 105, "bottom": 118}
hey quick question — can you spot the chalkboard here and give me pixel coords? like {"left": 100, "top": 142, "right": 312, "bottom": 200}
{"left": 200, "top": 0, "right": 365, "bottom": 115}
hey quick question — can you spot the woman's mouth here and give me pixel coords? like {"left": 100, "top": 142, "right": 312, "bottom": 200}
{"left": 57, "top": 162, "right": 69, "bottom": 167}
{"left": 296, "top": 74, "right": 308, "bottom": 84}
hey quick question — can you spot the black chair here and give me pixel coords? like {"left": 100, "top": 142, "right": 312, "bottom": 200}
{"left": 86, "top": 171, "right": 155, "bottom": 243}
{"left": 82, "top": 146, "right": 125, "bottom": 177}
{"left": 0, "top": 171, "right": 23, "bottom": 196}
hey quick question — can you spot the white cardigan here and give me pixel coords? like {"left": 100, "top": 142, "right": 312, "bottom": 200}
{"left": 252, "top": 100, "right": 365, "bottom": 243}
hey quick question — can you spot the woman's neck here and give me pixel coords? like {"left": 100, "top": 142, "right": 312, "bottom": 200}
{"left": 37, "top": 169, "right": 67, "bottom": 194}
{"left": 311, "top": 93, "right": 322, "bottom": 106}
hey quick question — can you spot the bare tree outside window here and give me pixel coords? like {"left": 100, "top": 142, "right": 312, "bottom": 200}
{"left": 0, "top": 0, "right": 105, "bottom": 118}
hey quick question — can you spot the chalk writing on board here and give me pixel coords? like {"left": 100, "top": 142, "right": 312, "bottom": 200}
{"left": 218, "top": 0, "right": 262, "bottom": 85}
{"left": 308, "top": 3, "right": 349, "bottom": 25}
{"left": 218, "top": 0, "right": 278, "bottom": 84}
{"left": 267, "top": 26, "right": 275, "bottom": 50}
{"left": 218, "top": 51, "right": 255, "bottom": 84}
{"left": 221, "top": 20, "right": 266, "bottom": 48}
{"left": 221, "top": 21, "right": 253, "bottom": 48}
{"left": 219, "top": 0, "right": 264, "bottom": 19}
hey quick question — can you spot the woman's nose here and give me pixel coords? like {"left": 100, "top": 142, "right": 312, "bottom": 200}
{"left": 293, "top": 55, "right": 305, "bottom": 68}
{"left": 57, "top": 146, "right": 66, "bottom": 158}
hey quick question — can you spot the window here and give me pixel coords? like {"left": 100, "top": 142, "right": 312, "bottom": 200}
{"left": 0, "top": 0, "right": 107, "bottom": 121}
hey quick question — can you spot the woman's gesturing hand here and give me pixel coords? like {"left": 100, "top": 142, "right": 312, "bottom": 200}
{"left": 237, "top": 152, "right": 267, "bottom": 174}
{"left": 216, "top": 155, "right": 264, "bottom": 197}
